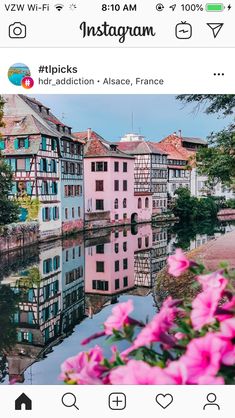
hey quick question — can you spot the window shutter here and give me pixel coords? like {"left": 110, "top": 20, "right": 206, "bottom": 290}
{"left": 28, "top": 312, "right": 34, "bottom": 324}
{"left": 25, "top": 158, "right": 31, "bottom": 171}
{"left": 17, "top": 331, "right": 23, "bottom": 342}
{"left": 28, "top": 289, "right": 34, "bottom": 302}
{"left": 0, "top": 139, "right": 5, "bottom": 150}
{"left": 11, "top": 182, "right": 17, "bottom": 194}
{"left": 40, "top": 159, "right": 44, "bottom": 172}
{"left": 11, "top": 159, "right": 16, "bottom": 171}
{"left": 42, "top": 208, "right": 45, "bottom": 222}
{"left": 25, "top": 138, "right": 29, "bottom": 148}
{"left": 42, "top": 136, "right": 47, "bottom": 150}
{"left": 26, "top": 182, "right": 32, "bottom": 195}
{"left": 14, "top": 138, "right": 19, "bottom": 149}
{"left": 43, "top": 259, "right": 47, "bottom": 273}
{"left": 50, "top": 207, "right": 53, "bottom": 220}
{"left": 14, "top": 312, "right": 20, "bottom": 323}
{"left": 28, "top": 332, "right": 33, "bottom": 343}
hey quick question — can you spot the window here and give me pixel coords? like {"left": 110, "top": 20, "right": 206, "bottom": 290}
{"left": 123, "top": 162, "right": 127, "bottom": 172}
{"left": 123, "top": 242, "right": 127, "bottom": 252}
{"left": 96, "top": 244, "right": 104, "bottom": 254}
{"left": 145, "top": 236, "right": 149, "bottom": 247}
{"left": 53, "top": 256, "right": 60, "bottom": 270}
{"left": 92, "top": 280, "right": 109, "bottom": 291}
{"left": 123, "top": 180, "right": 127, "bottom": 191}
{"left": 96, "top": 261, "right": 104, "bottom": 272}
{"left": 66, "top": 250, "right": 69, "bottom": 262}
{"left": 73, "top": 248, "right": 75, "bottom": 259}
{"left": 123, "top": 276, "right": 128, "bottom": 287}
{"left": 92, "top": 162, "right": 108, "bottom": 172}
{"left": 138, "top": 237, "right": 142, "bottom": 249}
{"left": 53, "top": 206, "right": 59, "bottom": 220}
{"left": 115, "top": 279, "right": 120, "bottom": 290}
{"left": 114, "top": 161, "right": 119, "bottom": 172}
{"left": 123, "top": 213, "right": 127, "bottom": 220}
{"left": 114, "top": 243, "right": 119, "bottom": 253}
{"left": 42, "top": 181, "right": 49, "bottom": 195}
{"left": 78, "top": 207, "right": 81, "bottom": 217}
{"left": 123, "top": 258, "right": 128, "bottom": 269}
{"left": 18, "top": 138, "right": 27, "bottom": 148}
{"left": 65, "top": 208, "right": 68, "bottom": 219}
{"left": 145, "top": 197, "right": 149, "bottom": 208}
{"left": 42, "top": 207, "right": 51, "bottom": 222}
{"left": 16, "top": 158, "right": 26, "bottom": 171}
{"left": 43, "top": 258, "right": 52, "bottom": 274}
{"left": 114, "top": 230, "right": 119, "bottom": 238}
{"left": 72, "top": 207, "right": 75, "bottom": 218}
{"left": 96, "top": 180, "right": 104, "bottom": 191}
{"left": 138, "top": 197, "right": 142, "bottom": 209}
{"left": 123, "top": 229, "right": 127, "bottom": 237}
{"left": 51, "top": 181, "right": 57, "bottom": 195}
{"left": 114, "top": 198, "right": 119, "bottom": 209}
{"left": 123, "top": 198, "right": 127, "bottom": 208}
{"left": 96, "top": 199, "right": 104, "bottom": 210}
{"left": 41, "top": 158, "right": 47, "bottom": 172}
{"left": 51, "top": 138, "right": 57, "bottom": 151}
{"left": 50, "top": 159, "right": 57, "bottom": 173}
{"left": 114, "top": 180, "right": 119, "bottom": 191}
{"left": 115, "top": 214, "right": 119, "bottom": 220}
{"left": 115, "top": 260, "right": 119, "bottom": 272}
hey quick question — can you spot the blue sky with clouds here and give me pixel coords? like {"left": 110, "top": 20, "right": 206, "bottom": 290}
{"left": 34, "top": 95, "right": 232, "bottom": 142}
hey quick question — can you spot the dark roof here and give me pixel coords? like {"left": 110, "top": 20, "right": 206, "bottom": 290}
{"left": 117, "top": 141, "right": 167, "bottom": 155}
{"left": 182, "top": 136, "right": 207, "bottom": 145}
{"left": 1, "top": 115, "right": 59, "bottom": 138}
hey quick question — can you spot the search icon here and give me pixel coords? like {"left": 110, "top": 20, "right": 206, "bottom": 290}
{"left": 62, "top": 393, "right": 79, "bottom": 410}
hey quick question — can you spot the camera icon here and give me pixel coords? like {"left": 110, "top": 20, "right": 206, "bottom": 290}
{"left": 9, "top": 22, "right": 27, "bottom": 39}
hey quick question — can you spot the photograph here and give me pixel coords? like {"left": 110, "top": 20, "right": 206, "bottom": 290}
{"left": 0, "top": 93, "right": 234, "bottom": 385}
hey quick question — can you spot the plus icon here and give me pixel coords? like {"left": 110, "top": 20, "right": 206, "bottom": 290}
{"left": 109, "top": 393, "right": 126, "bottom": 410}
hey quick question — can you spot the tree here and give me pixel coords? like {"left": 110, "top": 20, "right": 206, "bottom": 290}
{"left": 0, "top": 96, "right": 20, "bottom": 225}
{"left": 176, "top": 95, "right": 235, "bottom": 187}
{"left": 172, "top": 187, "right": 218, "bottom": 222}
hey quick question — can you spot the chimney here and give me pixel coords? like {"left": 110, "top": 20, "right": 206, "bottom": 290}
{"left": 178, "top": 129, "right": 182, "bottom": 138}
{"left": 87, "top": 128, "right": 92, "bottom": 140}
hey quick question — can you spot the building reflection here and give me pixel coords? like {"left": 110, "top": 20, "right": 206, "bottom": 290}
{"left": 0, "top": 221, "right": 232, "bottom": 383}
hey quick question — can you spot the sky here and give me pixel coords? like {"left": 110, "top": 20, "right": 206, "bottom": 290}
{"left": 34, "top": 95, "right": 232, "bottom": 142}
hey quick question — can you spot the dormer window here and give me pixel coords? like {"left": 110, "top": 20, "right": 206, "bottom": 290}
{"left": 14, "top": 137, "right": 29, "bottom": 149}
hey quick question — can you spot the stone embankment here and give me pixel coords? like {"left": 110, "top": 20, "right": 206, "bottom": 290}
{"left": 155, "top": 230, "right": 235, "bottom": 304}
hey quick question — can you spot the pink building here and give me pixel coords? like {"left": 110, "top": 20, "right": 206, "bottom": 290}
{"left": 85, "top": 227, "right": 135, "bottom": 295}
{"left": 74, "top": 130, "right": 152, "bottom": 228}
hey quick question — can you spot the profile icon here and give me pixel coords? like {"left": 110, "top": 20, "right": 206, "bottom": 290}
{"left": 8, "top": 63, "right": 34, "bottom": 89}
{"left": 203, "top": 393, "right": 220, "bottom": 410}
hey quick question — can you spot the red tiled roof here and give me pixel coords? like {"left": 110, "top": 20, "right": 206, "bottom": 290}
{"left": 73, "top": 130, "right": 105, "bottom": 142}
{"left": 153, "top": 142, "right": 188, "bottom": 161}
{"left": 82, "top": 134, "right": 134, "bottom": 159}
{"left": 117, "top": 141, "right": 167, "bottom": 155}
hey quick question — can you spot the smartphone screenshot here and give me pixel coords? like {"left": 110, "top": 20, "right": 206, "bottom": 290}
{"left": 0, "top": 0, "right": 234, "bottom": 416}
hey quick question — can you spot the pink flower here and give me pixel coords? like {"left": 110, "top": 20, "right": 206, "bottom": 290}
{"left": 220, "top": 318, "right": 235, "bottom": 339}
{"left": 167, "top": 249, "right": 191, "bottom": 277}
{"left": 60, "top": 346, "right": 104, "bottom": 384}
{"left": 191, "top": 288, "right": 222, "bottom": 330}
{"left": 180, "top": 333, "right": 226, "bottom": 384}
{"left": 218, "top": 319, "right": 235, "bottom": 366}
{"left": 109, "top": 360, "right": 175, "bottom": 385}
{"left": 197, "top": 271, "right": 228, "bottom": 292}
{"left": 216, "top": 296, "right": 235, "bottom": 321}
{"left": 164, "top": 360, "right": 188, "bottom": 384}
{"left": 129, "top": 297, "right": 180, "bottom": 351}
{"left": 104, "top": 300, "right": 134, "bottom": 335}
{"left": 197, "top": 375, "right": 224, "bottom": 384}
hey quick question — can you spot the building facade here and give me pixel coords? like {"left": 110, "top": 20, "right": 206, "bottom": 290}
{"left": 118, "top": 134, "right": 168, "bottom": 214}
{"left": 0, "top": 95, "right": 84, "bottom": 238}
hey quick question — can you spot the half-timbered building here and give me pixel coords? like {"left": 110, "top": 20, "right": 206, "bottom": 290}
{"left": 118, "top": 135, "right": 168, "bottom": 214}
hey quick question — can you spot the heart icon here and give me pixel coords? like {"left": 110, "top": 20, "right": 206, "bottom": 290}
{"left": 156, "top": 393, "right": 173, "bottom": 409}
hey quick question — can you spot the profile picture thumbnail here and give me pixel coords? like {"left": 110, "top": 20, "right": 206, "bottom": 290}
{"left": 8, "top": 63, "right": 33, "bottom": 88}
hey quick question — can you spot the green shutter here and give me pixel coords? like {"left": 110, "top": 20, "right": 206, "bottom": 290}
{"left": 14, "top": 138, "right": 19, "bottom": 149}
{"left": 25, "top": 138, "right": 29, "bottom": 148}
{"left": 40, "top": 159, "right": 44, "bottom": 172}
{"left": 42, "top": 208, "right": 45, "bottom": 222}
{"left": 49, "top": 258, "right": 53, "bottom": 272}
{"left": 13, "top": 312, "right": 20, "bottom": 323}
{"left": 28, "top": 289, "right": 34, "bottom": 302}
{"left": 41, "top": 136, "right": 47, "bottom": 150}
{"left": 25, "top": 158, "right": 31, "bottom": 171}
{"left": 28, "top": 312, "right": 34, "bottom": 324}
{"left": 0, "top": 139, "right": 5, "bottom": 150}
{"left": 26, "top": 182, "right": 32, "bottom": 195}
{"left": 11, "top": 182, "right": 17, "bottom": 194}
{"left": 11, "top": 159, "right": 16, "bottom": 171}
{"left": 17, "top": 331, "right": 22, "bottom": 342}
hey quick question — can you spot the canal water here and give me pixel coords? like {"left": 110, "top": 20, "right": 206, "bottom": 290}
{"left": 0, "top": 220, "right": 234, "bottom": 384}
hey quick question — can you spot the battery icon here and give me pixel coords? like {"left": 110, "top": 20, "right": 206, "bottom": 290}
{"left": 206, "top": 3, "right": 225, "bottom": 11}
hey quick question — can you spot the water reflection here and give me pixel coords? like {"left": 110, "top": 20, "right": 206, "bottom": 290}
{"left": 0, "top": 220, "right": 234, "bottom": 384}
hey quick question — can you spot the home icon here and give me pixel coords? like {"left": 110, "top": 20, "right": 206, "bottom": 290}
{"left": 15, "top": 393, "right": 32, "bottom": 411}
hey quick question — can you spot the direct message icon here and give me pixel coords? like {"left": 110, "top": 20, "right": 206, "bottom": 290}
{"left": 156, "top": 393, "right": 173, "bottom": 409}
